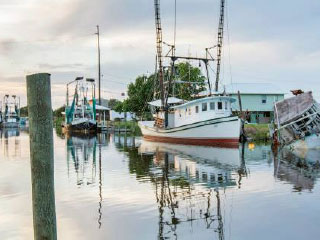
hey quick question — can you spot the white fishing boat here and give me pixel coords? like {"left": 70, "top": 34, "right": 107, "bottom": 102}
{"left": 139, "top": 0, "right": 242, "bottom": 146}
{"left": 0, "top": 95, "right": 20, "bottom": 129}
{"left": 139, "top": 96, "right": 242, "bottom": 147}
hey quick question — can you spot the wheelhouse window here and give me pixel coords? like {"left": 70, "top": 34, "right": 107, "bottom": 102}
{"left": 195, "top": 106, "right": 199, "bottom": 113}
{"left": 218, "top": 102, "right": 223, "bottom": 110}
{"left": 262, "top": 95, "right": 267, "bottom": 104}
{"left": 210, "top": 102, "right": 215, "bottom": 110}
{"left": 188, "top": 108, "right": 191, "bottom": 115}
{"left": 202, "top": 102, "right": 207, "bottom": 111}
{"left": 225, "top": 101, "right": 228, "bottom": 110}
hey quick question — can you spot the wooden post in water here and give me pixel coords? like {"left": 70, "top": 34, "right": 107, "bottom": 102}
{"left": 26, "top": 73, "right": 57, "bottom": 240}
{"left": 237, "top": 90, "right": 246, "bottom": 142}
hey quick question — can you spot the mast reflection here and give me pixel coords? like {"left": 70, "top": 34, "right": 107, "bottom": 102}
{"left": 66, "top": 133, "right": 110, "bottom": 228}
{"left": 67, "top": 134, "right": 97, "bottom": 186}
{"left": 117, "top": 139, "right": 248, "bottom": 240}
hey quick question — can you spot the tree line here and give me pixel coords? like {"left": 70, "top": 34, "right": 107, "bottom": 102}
{"left": 115, "top": 62, "right": 206, "bottom": 119}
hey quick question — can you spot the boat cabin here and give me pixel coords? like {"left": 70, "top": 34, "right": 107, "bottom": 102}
{"left": 149, "top": 96, "right": 236, "bottom": 129}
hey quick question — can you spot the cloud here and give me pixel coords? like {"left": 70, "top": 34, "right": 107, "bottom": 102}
{"left": 0, "top": 0, "right": 320, "bottom": 108}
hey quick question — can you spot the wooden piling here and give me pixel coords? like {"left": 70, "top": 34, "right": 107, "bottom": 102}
{"left": 26, "top": 73, "right": 57, "bottom": 240}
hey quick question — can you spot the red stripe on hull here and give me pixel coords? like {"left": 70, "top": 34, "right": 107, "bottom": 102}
{"left": 143, "top": 135, "right": 239, "bottom": 148}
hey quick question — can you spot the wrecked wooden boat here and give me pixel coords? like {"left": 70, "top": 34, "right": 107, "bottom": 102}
{"left": 273, "top": 91, "right": 320, "bottom": 150}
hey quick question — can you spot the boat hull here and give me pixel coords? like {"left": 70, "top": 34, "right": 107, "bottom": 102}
{"left": 287, "top": 134, "right": 320, "bottom": 162}
{"left": 139, "top": 116, "right": 241, "bottom": 147}
{"left": 63, "top": 118, "right": 97, "bottom": 133}
{"left": 0, "top": 121, "right": 20, "bottom": 128}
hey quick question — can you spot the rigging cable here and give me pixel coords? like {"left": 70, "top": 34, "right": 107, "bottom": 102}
{"left": 225, "top": 0, "right": 234, "bottom": 93}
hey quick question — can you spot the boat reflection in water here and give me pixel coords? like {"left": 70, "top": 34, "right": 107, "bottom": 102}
{"left": 67, "top": 134, "right": 98, "bottom": 186}
{"left": 273, "top": 147, "right": 320, "bottom": 192}
{"left": 0, "top": 128, "right": 21, "bottom": 158}
{"left": 66, "top": 133, "right": 110, "bottom": 228}
{"left": 114, "top": 136, "right": 248, "bottom": 240}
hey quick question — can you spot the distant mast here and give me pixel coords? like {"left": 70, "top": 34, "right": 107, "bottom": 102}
{"left": 96, "top": 25, "right": 101, "bottom": 105}
{"left": 215, "top": 0, "right": 225, "bottom": 92}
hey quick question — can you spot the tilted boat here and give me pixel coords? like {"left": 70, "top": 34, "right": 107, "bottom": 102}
{"left": 64, "top": 77, "right": 97, "bottom": 133}
{"left": 0, "top": 95, "right": 20, "bottom": 128}
{"left": 273, "top": 91, "right": 320, "bottom": 150}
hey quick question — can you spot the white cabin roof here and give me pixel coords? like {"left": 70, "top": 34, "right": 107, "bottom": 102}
{"left": 148, "top": 97, "right": 184, "bottom": 107}
{"left": 171, "top": 96, "right": 236, "bottom": 109}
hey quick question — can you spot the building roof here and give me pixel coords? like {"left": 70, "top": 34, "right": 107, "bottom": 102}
{"left": 223, "top": 83, "right": 285, "bottom": 95}
{"left": 196, "top": 83, "right": 286, "bottom": 96}
{"left": 95, "top": 105, "right": 110, "bottom": 111}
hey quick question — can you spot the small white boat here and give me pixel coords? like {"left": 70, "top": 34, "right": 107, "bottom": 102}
{"left": 0, "top": 95, "right": 20, "bottom": 129}
{"left": 139, "top": 96, "right": 242, "bottom": 147}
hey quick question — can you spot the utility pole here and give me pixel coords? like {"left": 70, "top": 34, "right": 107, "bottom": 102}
{"left": 96, "top": 25, "right": 101, "bottom": 105}
{"left": 215, "top": 0, "right": 225, "bottom": 92}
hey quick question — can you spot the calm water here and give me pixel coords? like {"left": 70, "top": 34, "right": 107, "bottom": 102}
{"left": 1, "top": 129, "right": 320, "bottom": 240}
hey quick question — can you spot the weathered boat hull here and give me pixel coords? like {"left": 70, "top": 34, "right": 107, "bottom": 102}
{"left": 274, "top": 91, "right": 320, "bottom": 150}
{"left": 287, "top": 134, "right": 320, "bottom": 163}
{"left": 139, "top": 116, "right": 241, "bottom": 147}
{"left": 63, "top": 118, "right": 97, "bottom": 133}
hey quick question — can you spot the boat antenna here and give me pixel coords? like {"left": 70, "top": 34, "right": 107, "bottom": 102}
{"left": 215, "top": 0, "right": 225, "bottom": 92}
{"left": 95, "top": 25, "right": 101, "bottom": 105}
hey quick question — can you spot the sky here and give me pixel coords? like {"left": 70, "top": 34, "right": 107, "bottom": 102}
{"left": 0, "top": 0, "right": 320, "bottom": 109}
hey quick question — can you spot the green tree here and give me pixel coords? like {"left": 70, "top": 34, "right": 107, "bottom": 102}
{"left": 20, "top": 106, "right": 28, "bottom": 117}
{"left": 125, "top": 75, "right": 154, "bottom": 119}
{"left": 53, "top": 106, "right": 65, "bottom": 118}
{"left": 108, "top": 98, "right": 122, "bottom": 110}
{"left": 173, "top": 62, "right": 206, "bottom": 100}
{"left": 123, "top": 62, "right": 206, "bottom": 119}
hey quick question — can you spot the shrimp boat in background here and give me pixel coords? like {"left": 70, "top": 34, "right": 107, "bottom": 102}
{"left": 0, "top": 95, "right": 20, "bottom": 128}
{"left": 139, "top": 0, "right": 242, "bottom": 146}
{"left": 63, "top": 77, "right": 97, "bottom": 133}
{"left": 273, "top": 90, "right": 320, "bottom": 151}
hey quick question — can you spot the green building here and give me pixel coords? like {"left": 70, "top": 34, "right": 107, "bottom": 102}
{"left": 224, "top": 83, "right": 286, "bottom": 123}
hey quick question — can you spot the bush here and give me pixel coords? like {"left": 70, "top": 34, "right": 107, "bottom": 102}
{"left": 245, "top": 124, "right": 270, "bottom": 141}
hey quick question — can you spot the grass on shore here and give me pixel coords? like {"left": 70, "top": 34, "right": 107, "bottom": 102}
{"left": 113, "top": 121, "right": 142, "bottom": 135}
{"left": 245, "top": 124, "right": 270, "bottom": 141}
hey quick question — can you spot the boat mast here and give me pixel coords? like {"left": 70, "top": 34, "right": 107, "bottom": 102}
{"left": 215, "top": 0, "right": 225, "bottom": 92}
{"left": 96, "top": 25, "right": 101, "bottom": 105}
{"left": 154, "top": 0, "right": 165, "bottom": 108}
